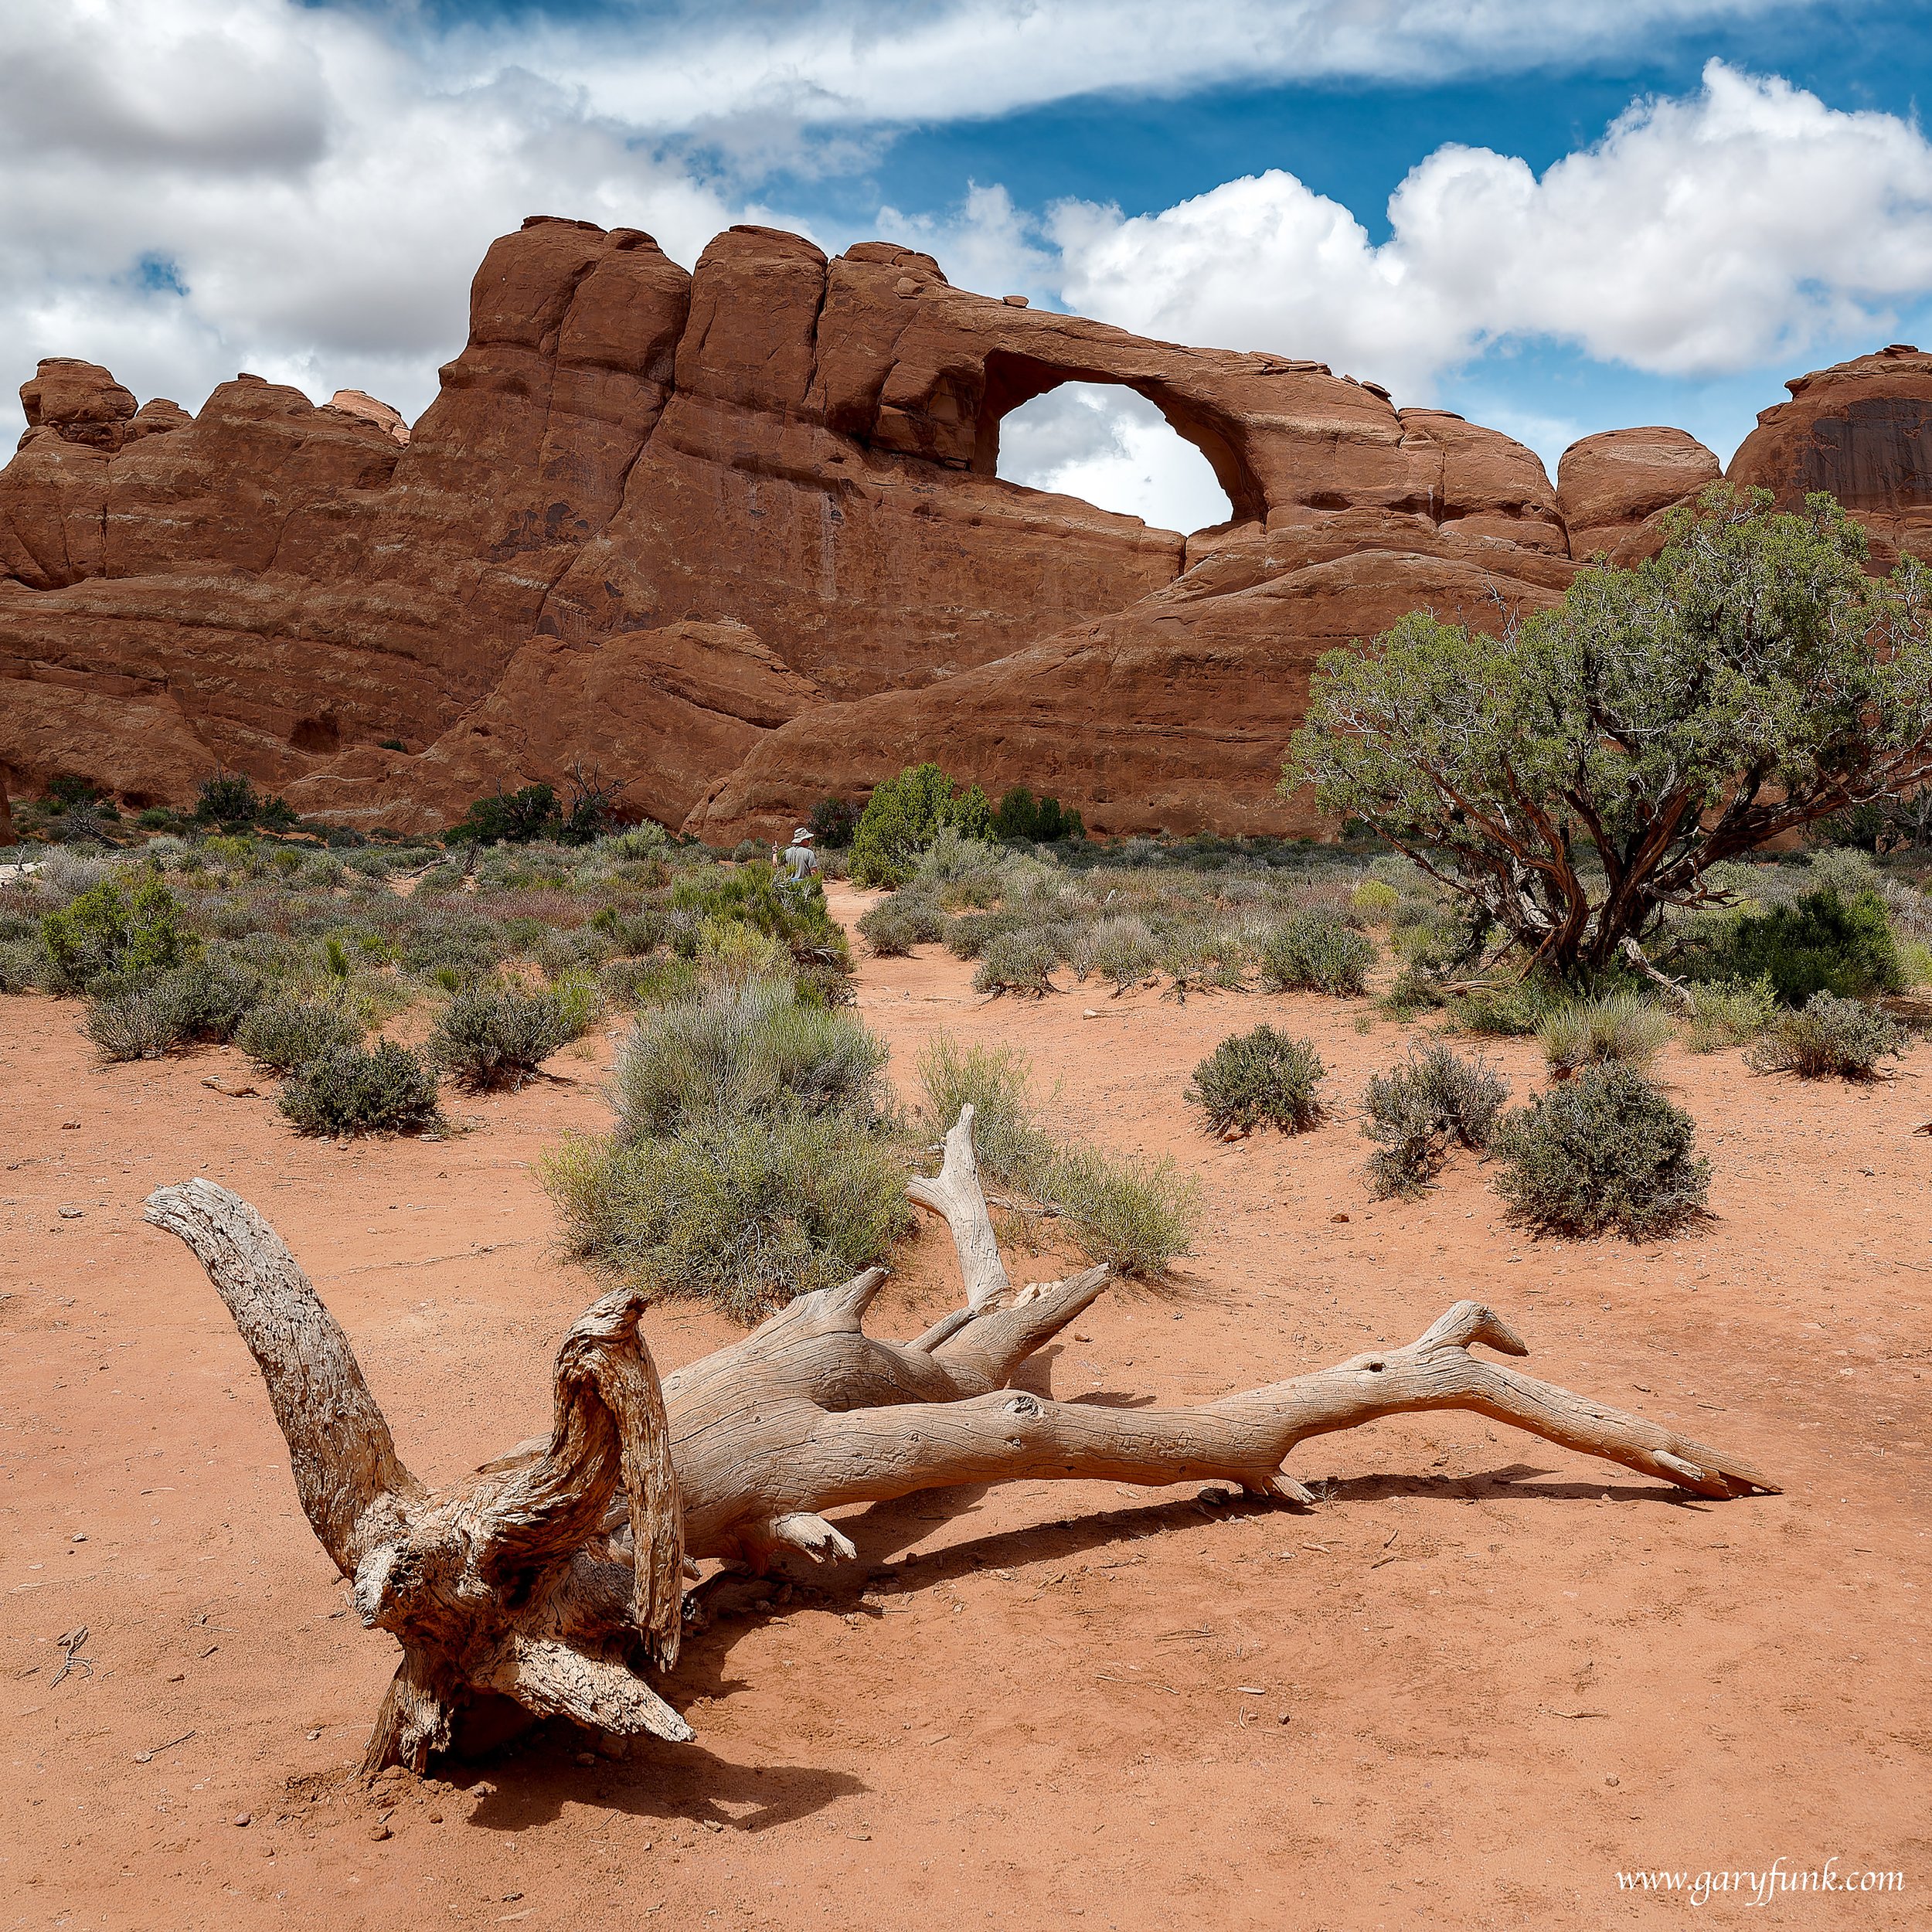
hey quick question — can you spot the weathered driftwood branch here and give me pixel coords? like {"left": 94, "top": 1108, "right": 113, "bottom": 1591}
{"left": 146, "top": 1117, "right": 1775, "bottom": 1780}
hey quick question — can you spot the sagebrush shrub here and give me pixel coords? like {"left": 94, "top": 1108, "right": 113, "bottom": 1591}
{"left": 1256, "top": 909, "right": 1375, "bottom": 995}
{"left": 1442, "top": 974, "right": 1566, "bottom": 1037}
{"left": 1491, "top": 1063, "right": 1710, "bottom": 1239}
{"left": 614, "top": 981, "right": 887, "bottom": 1139}
{"left": 1090, "top": 914, "right": 1157, "bottom": 992}
{"left": 279, "top": 1039, "right": 441, "bottom": 1136}
{"left": 1537, "top": 991, "right": 1674, "bottom": 1076}
{"left": 973, "top": 927, "right": 1059, "bottom": 996}
{"left": 429, "top": 982, "right": 587, "bottom": 1088}
{"left": 1187, "top": 1026, "right": 1325, "bottom": 1134}
{"left": 1359, "top": 1041, "right": 1509, "bottom": 1197}
{"left": 83, "top": 958, "right": 259, "bottom": 1061}
{"left": 543, "top": 1112, "right": 910, "bottom": 1321}
{"left": 236, "top": 998, "right": 364, "bottom": 1073}
{"left": 1745, "top": 992, "right": 1907, "bottom": 1080}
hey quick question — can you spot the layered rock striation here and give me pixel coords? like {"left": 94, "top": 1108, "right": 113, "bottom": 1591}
{"left": 4, "top": 217, "right": 1930, "bottom": 837}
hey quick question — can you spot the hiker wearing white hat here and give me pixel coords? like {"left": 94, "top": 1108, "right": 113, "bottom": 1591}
{"left": 783, "top": 826, "right": 818, "bottom": 879}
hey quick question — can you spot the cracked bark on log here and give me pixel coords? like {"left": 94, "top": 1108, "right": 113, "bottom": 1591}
{"left": 145, "top": 1117, "right": 1776, "bottom": 1781}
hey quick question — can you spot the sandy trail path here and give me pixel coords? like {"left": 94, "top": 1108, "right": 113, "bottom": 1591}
{"left": 2, "top": 879, "right": 1926, "bottom": 1928}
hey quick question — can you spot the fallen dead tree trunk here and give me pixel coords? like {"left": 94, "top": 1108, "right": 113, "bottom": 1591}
{"left": 145, "top": 1104, "right": 1776, "bottom": 1778}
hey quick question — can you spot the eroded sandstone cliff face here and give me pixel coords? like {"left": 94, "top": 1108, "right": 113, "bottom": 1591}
{"left": 2, "top": 216, "right": 1927, "bottom": 838}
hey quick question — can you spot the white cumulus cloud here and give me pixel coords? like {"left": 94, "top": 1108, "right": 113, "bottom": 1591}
{"left": 1052, "top": 60, "right": 1932, "bottom": 399}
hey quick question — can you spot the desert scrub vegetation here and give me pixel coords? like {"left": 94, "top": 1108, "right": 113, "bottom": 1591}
{"left": 1186, "top": 1026, "right": 1326, "bottom": 1134}
{"left": 1745, "top": 993, "right": 1908, "bottom": 1080}
{"left": 914, "top": 1033, "right": 1199, "bottom": 1278}
{"left": 1537, "top": 991, "right": 1675, "bottom": 1077}
{"left": 235, "top": 996, "right": 366, "bottom": 1073}
{"left": 1359, "top": 1042, "right": 1509, "bottom": 1198}
{"left": 1681, "top": 976, "right": 1779, "bottom": 1053}
{"left": 428, "top": 978, "right": 600, "bottom": 1089}
{"left": 1491, "top": 1063, "right": 1711, "bottom": 1240}
{"left": 546, "top": 979, "right": 903, "bottom": 1318}
{"left": 279, "top": 1039, "right": 443, "bottom": 1137}
{"left": 1255, "top": 907, "right": 1375, "bottom": 995}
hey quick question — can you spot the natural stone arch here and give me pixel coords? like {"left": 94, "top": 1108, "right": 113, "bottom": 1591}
{"left": 968, "top": 349, "right": 1269, "bottom": 526}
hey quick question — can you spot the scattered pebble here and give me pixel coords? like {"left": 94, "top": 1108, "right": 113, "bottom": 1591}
{"left": 369, "top": 1821, "right": 392, "bottom": 1842}
{"left": 233, "top": 1812, "right": 251, "bottom": 1828}
{"left": 71, "top": 1532, "right": 87, "bottom": 1543}
{"left": 57, "top": 1206, "right": 83, "bottom": 1219}
{"left": 575, "top": 1751, "right": 596, "bottom": 1767}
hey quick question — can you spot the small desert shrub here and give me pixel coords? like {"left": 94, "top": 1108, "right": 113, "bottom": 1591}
{"left": 615, "top": 981, "right": 887, "bottom": 1139}
{"left": 1537, "top": 991, "right": 1674, "bottom": 1076}
{"left": 859, "top": 897, "right": 943, "bottom": 956}
{"left": 1090, "top": 913, "right": 1158, "bottom": 992}
{"left": 849, "top": 763, "right": 991, "bottom": 887}
{"left": 1490, "top": 1063, "right": 1710, "bottom": 1240}
{"left": 1043, "top": 1143, "right": 1201, "bottom": 1280}
{"left": 1351, "top": 878, "right": 1400, "bottom": 919}
{"left": 913, "top": 1031, "right": 1198, "bottom": 1277}
{"left": 236, "top": 997, "right": 365, "bottom": 1073}
{"left": 1359, "top": 1042, "right": 1509, "bottom": 1197}
{"left": 1745, "top": 992, "right": 1907, "bottom": 1080}
{"left": 944, "top": 907, "right": 1021, "bottom": 961}
{"left": 279, "top": 1039, "right": 442, "bottom": 1136}
{"left": 429, "top": 982, "right": 587, "bottom": 1089}
{"left": 973, "top": 927, "right": 1059, "bottom": 996}
{"left": 1682, "top": 975, "right": 1778, "bottom": 1053}
{"left": 83, "top": 958, "right": 258, "bottom": 1061}
{"left": 1256, "top": 910, "right": 1375, "bottom": 995}
{"left": 1187, "top": 1026, "right": 1325, "bottom": 1134}
{"left": 543, "top": 1112, "right": 910, "bottom": 1321}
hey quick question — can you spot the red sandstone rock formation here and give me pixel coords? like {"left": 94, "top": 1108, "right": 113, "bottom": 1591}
{"left": 1556, "top": 427, "right": 1721, "bottom": 561}
{"left": 2, "top": 221, "right": 1928, "bottom": 839}
{"left": 1727, "top": 345, "right": 1932, "bottom": 567}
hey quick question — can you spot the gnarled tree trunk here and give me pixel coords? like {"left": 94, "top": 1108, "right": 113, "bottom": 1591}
{"left": 145, "top": 1104, "right": 1775, "bottom": 1778}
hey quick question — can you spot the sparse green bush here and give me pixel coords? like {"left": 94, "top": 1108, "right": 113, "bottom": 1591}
{"left": 1351, "top": 878, "right": 1400, "bottom": 918}
{"left": 944, "top": 907, "right": 1021, "bottom": 961}
{"left": 1537, "top": 991, "right": 1674, "bottom": 1077}
{"left": 1682, "top": 975, "right": 1777, "bottom": 1053}
{"left": 1187, "top": 1026, "right": 1325, "bottom": 1134}
{"left": 236, "top": 997, "right": 365, "bottom": 1073}
{"left": 1256, "top": 909, "right": 1375, "bottom": 995}
{"left": 1746, "top": 992, "right": 1907, "bottom": 1080}
{"left": 0, "top": 939, "right": 41, "bottom": 993}
{"left": 444, "top": 783, "right": 560, "bottom": 847}
{"left": 1359, "top": 1042, "right": 1509, "bottom": 1197}
{"left": 973, "top": 927, "right": 1059, "bottom": 996}
{"left": 1491, "top": 1063, "right": 1709, "bottom": 1240}
{"left": 279, "top": 1039, "right": 441, "bottom": 1136}
{"left": 858, "top": 901, "right": 923, "bottom": 957}
{"left": 808, "top": 796, "right": 860, "bottom": 849}
{"left": 428, "top": 982, "right": 586, "bottom": 1089}
{"left": 543, "top": 1111, "right": 912, "bottom": 1321}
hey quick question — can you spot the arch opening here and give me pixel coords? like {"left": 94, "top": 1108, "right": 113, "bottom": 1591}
{"left": 979, "top": 359, "right": 1252, "bottom": 534}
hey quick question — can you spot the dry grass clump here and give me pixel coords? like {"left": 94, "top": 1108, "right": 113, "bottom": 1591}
{"left": 1537, "top": 991, "right": 1674, "bottom": 1077}
{"left": 915, "top": 1033, "right": 1199, "bottom": 1278}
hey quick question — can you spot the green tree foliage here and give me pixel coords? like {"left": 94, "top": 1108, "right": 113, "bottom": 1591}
{"left": 849, "top": 764, "right": 992, "bottom": 886}
{"left": 195, "top": 771, "right": 294, "bottom": 828}
{"left": 991, "top": 786, "right": 1084, "bottom": 844}
{"left": 443, "top": 783, "right": 561, "bottom": 846}
{"left": 1696, "top": 885, "right": 1904, "bottom": 1005}
{"left": 808, "top": 796, "right": 860, "bottom": 849}
{"left": 1289, "top": 488, "right": 1932, "bottom": 981}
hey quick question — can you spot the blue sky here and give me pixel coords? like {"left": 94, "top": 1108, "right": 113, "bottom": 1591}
{"left": 5, "top": 2, "right": 1932, "bottom": 529}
